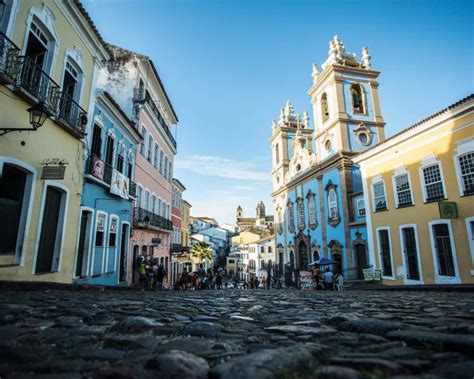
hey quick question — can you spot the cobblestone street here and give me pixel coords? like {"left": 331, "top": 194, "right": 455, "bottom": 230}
{"left": 1, "top": 289, "right": 473, "bottom": 378}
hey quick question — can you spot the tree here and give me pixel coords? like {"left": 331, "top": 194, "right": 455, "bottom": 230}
{"left": 191, "top": 241, "right": 213, "bottom": 264}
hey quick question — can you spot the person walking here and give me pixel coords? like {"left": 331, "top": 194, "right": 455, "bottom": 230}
{"left": 216, "top": 272, "right": 223, "bottom": 289}
{"left": 313, "top": 266, "right": 321, "bottom": 290}
{"left": 179, "top": 269, "right": 188, "bottom": 290}
{"left": 156, "top": 264, "right": 165, "bottom": 290}
{"left": 254, "top": 277, "right": 259, "bottom": 289}
{"left": 335, "top": 271, "right": 344, "bottom": 291}
{"left": 323, "top": 268, "right": 334, "bottom": 290}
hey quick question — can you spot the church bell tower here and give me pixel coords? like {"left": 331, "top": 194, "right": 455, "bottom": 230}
{"left": 308, "top": 36, "right": 385, "bottom": 162}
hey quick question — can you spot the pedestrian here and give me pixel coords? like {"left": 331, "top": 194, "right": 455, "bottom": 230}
{"left": 216, "top": 272, "right": 223, "bottom": 289}
{"left": 254, "top": 277, "right": 259, "bottom": 289}
{"left": 145, "top": 256, "right": 154, "bottom": 290}
{"left": 162, "top": 275, "right": 169, "bottom": 290}
{"left": 198, "top": 264, "right": 205, "bottom": 287}
{"left": 192, "top": 272, "right": 198, "bottom": 290}
{"left": 323, "top": 268, "right": 333, "bottom": 290}
{"left": 179, "top": 268, "right": 188, "bottom": 290}
{"left": 313, "top": 266, "right": 321, "bottom": 290}
{"left": 334, "top": 271, "right": 344, "bottom": 292}
{"left": 207, "top": 269, "right": 214, "bottom": 290}
{"left": 156, "top": 264, "right": 165, "bottom": 290}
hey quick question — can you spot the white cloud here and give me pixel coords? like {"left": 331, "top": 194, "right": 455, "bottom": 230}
{"left": 175, "top": 155, "right": 270, "bottom": 181}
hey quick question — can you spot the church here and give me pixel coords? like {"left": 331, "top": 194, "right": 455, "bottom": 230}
{"left": 271, "top": 36, "right": 385, "bottom": 282}
{"left": 236, "top": 202, "right": 274, "bottom": 232}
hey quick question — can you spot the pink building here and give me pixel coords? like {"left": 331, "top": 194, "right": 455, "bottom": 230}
{"left": 98, "top": 45, "right": 179, "bottom": 284}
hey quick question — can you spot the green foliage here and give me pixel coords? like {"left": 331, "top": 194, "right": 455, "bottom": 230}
{"left": 191, "top": 241, "right": 213, "bottom": 263}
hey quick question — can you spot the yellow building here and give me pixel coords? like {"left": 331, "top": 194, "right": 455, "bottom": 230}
{"left": 181, "top": 199, "right": 192, "bottom": 248}
{"left": 231, "top": 226, "right": 271, "bottom": 247}
{"left": 354, "top": 95, "right": 474, "bottom": 285}
{"left": 0, "top": 1, "right": 109, "bottom": 282}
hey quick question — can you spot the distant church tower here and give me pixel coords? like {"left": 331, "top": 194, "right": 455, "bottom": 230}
{"left": 236, "top": 205, "right": 243, "bottom": 218}
{"left": 256, "top": 201, "right": 266, "bottom": 225}
{"left": 308, "top": 35, "right": 385, "bottom": 162}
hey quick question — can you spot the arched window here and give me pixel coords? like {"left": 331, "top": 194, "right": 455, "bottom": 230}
{"left": 321, "top": 93, "right": 329, "bottom": 123}
{"left": 328, "top": 188, "right": 338, "bottom": 220}
{"left": 261, "top": 260, "right": 266, "bottom": 269}
{"left": 144, "top": 190, "right": 150, "bottom": 211}
{"left": 350, "top": 83, "right": 365, "bottom": 114}
{"left": 287, "top": 200, "right": 295, "bottom": 233}
{"left": 268, "top": 246, "right": 272, "bottom": 253}
{"left": 260, "top": 246, "right": 264, "bottom": 253}
{"left": 275, "top": 143, "right": 280, "bottom": 165}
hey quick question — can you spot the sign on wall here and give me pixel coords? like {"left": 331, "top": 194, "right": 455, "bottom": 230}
{"left": 299, "top": 270, "right": 314, "bottom": 290}
{"left": 110, "top": 169, "right": 129, "bottom": 199}
{"left": 439, "top": 202, "right": 458, "bottom": 219}
{"left": 91, "top": 156, "right": 105, "bottom": 180}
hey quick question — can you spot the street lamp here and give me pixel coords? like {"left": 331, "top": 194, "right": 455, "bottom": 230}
{"left": 0, "top": 102, "right": 50, "bottom": 136}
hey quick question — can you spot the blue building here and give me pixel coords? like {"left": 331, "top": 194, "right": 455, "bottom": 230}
{"left": 271, "top": 36, "right": 385, "bottom": 283}
{"left": 74, "top": 91, "right": 142, "bottom": 286}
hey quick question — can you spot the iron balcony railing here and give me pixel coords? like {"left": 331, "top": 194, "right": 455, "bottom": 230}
{"left": 85, "top": 154, "right": 138, "bottom": 199}
{"left": 133, "top": 206, "right": 173, "bottom": 231}
{"left": 16, "top": 56, "right": 60, "bottom": 116}
{"left": 57, "top": 91, "right": 88, "bottom": 136}
{"left": 171, "top": 244, "right": 190, "bottom": 254}
{"left": 0, "top": 32, "right": 21, "bottom": 84}
{"left": 134, "top": 87, "right": 177, "bottom": 148}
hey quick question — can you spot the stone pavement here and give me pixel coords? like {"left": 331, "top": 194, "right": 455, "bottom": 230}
{"left": 0, "top": 289, "right": 473, "bottom": 379}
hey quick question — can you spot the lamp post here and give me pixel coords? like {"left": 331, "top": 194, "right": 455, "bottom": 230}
{"left": 0, "top": 102, "right": 50, "bottom": 136}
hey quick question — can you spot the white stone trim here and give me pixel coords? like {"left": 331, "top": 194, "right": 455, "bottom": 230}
{"left": 72, "top": 206, "right": 95, "bottom": 279}
{"left": 453, "top": 137, "right": 474, "bottom": 196}
{"left": 91, "top": 210, "right": 107, "bottom": 276}
{"left": 375, "top": 227, "right": 395, "bottom": 280}
{"left": 428, "top": 220, "right": 461, "bottom": 284}
{"left": 398, "top": 224, "right": 424, "bottom": 285}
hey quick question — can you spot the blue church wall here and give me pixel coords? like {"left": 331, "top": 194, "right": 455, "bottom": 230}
{"left": 286, "top": 132, "right": 295, "bottom": 161}
{"left": 347, "top": 124, "right": 379, "bottom": 152}
{"left": 351, "top": 193, "right": 366, "bottom": 224}
{"left": 342, "top": 80, "right": 374, "bottom": 122}
{"left": 75, "top": 102, "right": 137, "bottom": 286}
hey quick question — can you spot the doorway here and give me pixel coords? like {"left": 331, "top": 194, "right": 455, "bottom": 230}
{"left": 75, "top": 209, "right": 92, "bottom": 277}
{"left": 297, "top": 241, "right": 308, "bottom": 271}
{"left": 354, "top": 243, "right": 367, "bottom": 279}
{"left": 36, "top": 185, "right": 66, "bottom": 274}
{"left": 402, "top": 227, "right": 420, "bottom": 281}
{"left": 119, "top": 223, "right": 129, "bottom": 283}
{"left": 132, "top": 245, "right": 139, "bottom": 284}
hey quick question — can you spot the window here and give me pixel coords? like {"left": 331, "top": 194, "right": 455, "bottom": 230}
{"left": 154, "top": 144, "right": 159, "bottom": 169}
{"left": 140, "top": 126, "right": 146, "bottom": 155}
{"left": 169, "top": 162, "right": 173, "bottom": 181}
{"left": 373, "top": 181, "right": 387, "bottom": 211}
{"left": 109, "top": 218, "right": 118, "bottom": 247}
{"left": 268, "top": 246, "right": 272, "bottom": 253}
{"left": 62, "top": 60, "right": 81, "bottom": 103}
{"left": 422, "top": 164, "right": 445, "bottom": 201}
{"left": 25, "top": 22, "right": 50, "bottom": 70}
{"left": 324, "top": 139, "right": 332, "bottom": 152}
{"left": 357, "top": 199, "right": 365, "bottom": 217}
{"left": 297, "top": 198, "right": 305, "bottom": 230}
{"left": 287, "top": 200, "right": 295, "bottom": 232}
{"left": 457, "top": 152, "right": 474, "bottom": 195}
{"left": 159, "top": 151, "right": 164, "bottom": 173}
{"left": 151, "top": 195, "right": 156, "bottom": 213}
{"left": 147, "top": 136, "right": 153, "bottom": 162}
{"left": 136, "top": 186, "right": 142, "bottom": 208}
{"left": 306, "top": 192, "right": 317, "bottom": 229}
{"left": 105, "top": 135, "right": 114, "bottom": 166}
{"left": 350, "top": 83, "right": 365, "bottom": 114}
{"left": 144, "top": 191, "right": 150, "bottom": 212}
{"left": 321, "top": 93, "right": 329, "bottom": 123}
{"left": 164, "top": 156, "right": 168, "bottom": 178}
{"left": 328, "top": 189, "right": 338, "bottom": 219}
{"left": 466, "top": 218, "right": 474, "bottom": 273}
{"left": 394, "top": 174, "right": 413, "bottom": 207}
{"left": 117, "top": 154, "right": 124, "bottom": 173}
{"left": 260, "top": 246, "right": 264, "bottom": 253}
{"left": 127, "top": 160, "right": 133, "bottom": 180}
{"left": 377, "top": 229, "right": 393, "bottom": 277}
{"left": 95, "top": 213, "right": 106, "bottom": 247}
{"left": 91, "top": 124, "right": 103, "bottom": 158}
{"left": 275, "top": 143, "right": 280, "bottom": 165}
{"left": 431, "top": 223, "right": 455, "bottom": 277}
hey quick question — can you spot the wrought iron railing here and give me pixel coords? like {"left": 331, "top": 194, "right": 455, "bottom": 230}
{"left": 343, "top": 265, "right": 373, "bottom": 281}
{"left": 129, "top": 179, "right": 137, "bottom": 198}
{"left": 134, "top": 88, "right": 177, "bottom": 148}
{"left": 57, "top": 91, "right": 87, "bottom": 136}
{"left": 16, "top": 56, "right": 60, "bottom": 115}
{"left": 133, "top": 206, "right": 173, "bottom": 231}
{"left": 0, "top": 32, "right": 20, "bottom": 83}
{"left": 171, "top": 244, "right": 189, "bottom": 253}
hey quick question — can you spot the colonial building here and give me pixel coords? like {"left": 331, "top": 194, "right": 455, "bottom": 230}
{"left": 236, "top": 202, "right": 274, "bottom": 231}
{"left": 181, "top": 200, "right": 192, "bottom": 248}
{"left": 75, "top": 91, "right": 141, "bottom": 286}
{"left": 272, "top": 36, "right": 385, "bottom": 283}
{"left": 354, "top": 95, "right": 474, "bottom": 285}
{"left": 248, "top": 235, "right": 276, "bottom": 282}
{"left": 98, "top": 44, "right": 179, "bottom": 284}
{"left": 0, "top": 0, "right": 109, "bottom": 283}
{"left": 170, "top": 178, "right": 186, "bottom": 285}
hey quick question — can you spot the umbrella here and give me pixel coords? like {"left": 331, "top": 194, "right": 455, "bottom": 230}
{"left": 315, "top": 257, "right": 338, "bottom": 266}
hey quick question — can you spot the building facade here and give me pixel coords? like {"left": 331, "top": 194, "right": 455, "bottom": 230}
{"left": 272, "top": 36, "right": 385, "bottom": 284}
{"left": 170, "top": 178, "right": 185, "bottom": 285}
{"left": 0, "top": 0, "right": 108, "bottom": 283}
{"left": 98, "top": 45, "right": 179, "bottom": 284}
{"left": 74, "top": 91, "right": 141, "bottom": 286}
{"left": 181, "top": 200, "right": 192, "bottom": 248}
{"left": 354, "top": 96, "right": 474, "bottom": 285}
{"left": 248, "top": 235, "right": 276, "bottom": 282}
{"left": 236, "top": 202, "right": 274, "bottom": 232}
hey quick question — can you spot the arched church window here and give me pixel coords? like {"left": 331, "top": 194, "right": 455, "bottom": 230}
{"left": 321, "top": 93, "right": 329, "bottom": 123}
{"left": 313, "top": 250, "right": 320, "bottom": 262}
{"left": 287, "top": 200, "right": 295, "bottom": 233}
{"left": 328, "top": 189, "right": 338, "bottom": 220}
{"left": 307, "top": 190, "right": 317, "bottom": 229}
{"left": 275, "top": 143, "right": 280, "bottom": 165}
{"left": 350, "top": 83, "right": 365, "bottom": 114}
{"left": 297, "top": 197, "right": 305, "bottom": 230}
{"left": 289, "top": 251, "right": 295, "bottom": 269}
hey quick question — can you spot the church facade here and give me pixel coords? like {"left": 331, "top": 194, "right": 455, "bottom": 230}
{"left": 271, "top": 36, "right": 385, "bottom": 282}
{"left": 236, "top": 202, "right": 274, "bottom": 232}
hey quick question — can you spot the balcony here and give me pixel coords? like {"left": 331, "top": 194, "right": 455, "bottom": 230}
{"left": 133, "top": 206, "right": 172, "bottom": 231}
{"left": 171, "top": 244, "right": 190, "bottom": 254}
{"left": 0, "top": 32, "right": 20, "bottom": 84}
{"left": 56, "top": 92, "right": 88, "bottom": 137}
{"left": 85, "top": 155, "right": 138, "bottom": 200}
{"left": 134, "top": 88, "right": 177, "bottom": 149}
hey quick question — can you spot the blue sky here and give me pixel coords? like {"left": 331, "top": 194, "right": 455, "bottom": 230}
{"left": 83, "top": 0, "right": 473, "bottom": 224}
